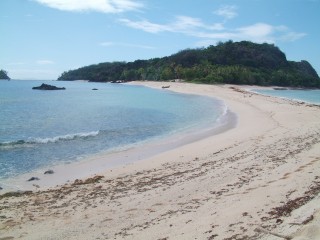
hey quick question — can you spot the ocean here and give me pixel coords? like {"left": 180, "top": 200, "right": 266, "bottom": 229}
{"left": 0, "top": 80, "right": 227, "bottom": 182}
{"left": 252, "top": 89, "right": 320, "bottom": 105}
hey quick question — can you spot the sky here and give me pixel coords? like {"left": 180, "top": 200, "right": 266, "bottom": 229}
{"left": 1, "top": 0, "right": 319, "bottom": 80}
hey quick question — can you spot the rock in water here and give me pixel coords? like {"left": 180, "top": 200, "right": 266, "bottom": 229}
{"left": 44, "top": 170, "right": 54, "bottom": 174}
{"left": 32, "top": 83, "right": 66, "bottom": 90}
{"left": 27, "top": 177, "right": 40, "bottom": 181}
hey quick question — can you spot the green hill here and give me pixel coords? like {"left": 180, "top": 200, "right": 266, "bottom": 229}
{"left": 58, "top": 41, "right": 320, "bottom": 87}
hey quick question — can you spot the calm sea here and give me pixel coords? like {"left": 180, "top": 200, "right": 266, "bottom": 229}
{"left": 0, "top": 80, "right": 226, "bottom": 181}
{"left": 253, "top": 89, "right": 320, "bottom": 105}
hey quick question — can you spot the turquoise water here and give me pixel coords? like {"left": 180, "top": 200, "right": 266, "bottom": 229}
{"left": 253, "top": 89, "right": 320, "bottom": 105}
{"left": 0, "top": 80, "right": 226, "bottom": 180}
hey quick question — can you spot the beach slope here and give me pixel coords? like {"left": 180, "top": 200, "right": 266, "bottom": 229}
{"left": 1, "top": 82, "right": 319, "bottom": 240}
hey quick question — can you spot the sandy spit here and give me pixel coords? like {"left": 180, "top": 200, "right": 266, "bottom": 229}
{"left": 0, "top": 81, "right": 319, "bottom": 240}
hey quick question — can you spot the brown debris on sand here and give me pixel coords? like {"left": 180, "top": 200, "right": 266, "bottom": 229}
{"left": 72, "top": 175, "right": 104, "bottom": 185}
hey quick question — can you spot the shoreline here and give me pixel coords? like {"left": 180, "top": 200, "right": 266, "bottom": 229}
{"left": 243, "top": 85, "right": 320, "bottom": 106}
{"left": 0, "top": 90, "right": 236, "bottom": 193}
{"left": 1, "top": 81, "right": 320, "bottom": 240}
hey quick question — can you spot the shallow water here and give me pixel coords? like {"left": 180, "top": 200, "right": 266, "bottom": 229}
{"left": 253, "top": 89, "right": 320, "bottom": 105}
{"left": 0, "top": 80, "right": 227, "bottom": 180}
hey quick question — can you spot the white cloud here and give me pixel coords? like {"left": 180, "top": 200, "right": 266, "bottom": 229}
{"left": 119, "top": 19, "right": 171, "bottom": 33}
{"left": 236, "top": 23, "right": 306, "bottom": 43}
{"left": 120, "top": 16, "right": 224, "bottom": 34}
{"left": 237, "top": 23, "right": 273, "bottom": 38}
{"left": 34, "top": 0, "right": 144, "bottom": 13}
{"left": 214, "top": 5, "right": 238, "bottom": 20}
{"left": 193, "top": 23, "right": 306, "bottom": 44}
{"left": 279, "top": 32, "right": 307, "bottom": 42}
{"left": 172, "top": 16, "right": 205, "bottom": 30}
{"left": 236, "top": 23, "right": 274, "bottom": 43}
{"left": 36, "top": 60, "right": 55, "bottom": 65}
{"left": 120, "top": 16, "right": 306, "bottom": 45}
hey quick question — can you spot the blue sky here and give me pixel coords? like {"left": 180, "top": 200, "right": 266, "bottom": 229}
{"left": 1, "top": 0, "right": 319, "bottom": 80}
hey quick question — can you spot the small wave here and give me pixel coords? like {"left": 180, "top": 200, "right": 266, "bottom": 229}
{"left": 219, "top": 101, "right": 229, "bottom": 117}
{"left": 0, "top": 131, "right": 100, "bottom": 148}
{"left": 214, "top": 100, "right": 229, "bottom": 123}
{"left": 31, "top": 131, "right": 100, "bottom": 144}
{"left": 0, "top": 140, "right": 27, "bottom": 147}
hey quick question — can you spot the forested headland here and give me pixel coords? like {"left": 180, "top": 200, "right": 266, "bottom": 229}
{"left": 58, "top": 41, "right": 320, "bottom": 87}
{"left": 0, "top": 69, "right": 10, "bottom": 80}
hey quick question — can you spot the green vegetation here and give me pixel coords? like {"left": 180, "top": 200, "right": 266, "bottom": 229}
{"left": 58, "top": 41, "right": 320, "bottom": 87}
{"left": 0, "top": 69, "right": 10, "bottom": 80}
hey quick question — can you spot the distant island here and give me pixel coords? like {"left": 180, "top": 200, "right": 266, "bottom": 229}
{"left": 0, "top": 69, "right": 10, "bottom": 80}
{"left": 58, "top": 41, "right": 320, "bottom": 88}
{"left": 32, "top": 83, "right": 66, "bottom": 90}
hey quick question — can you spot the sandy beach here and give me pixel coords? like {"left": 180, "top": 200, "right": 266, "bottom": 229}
{"left": 1, "top": 81, "right": 320, "bottom": 240}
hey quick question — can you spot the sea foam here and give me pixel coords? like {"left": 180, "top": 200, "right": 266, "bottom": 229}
{"left": 0, "top": 131, "right": 100, "bottom": 148}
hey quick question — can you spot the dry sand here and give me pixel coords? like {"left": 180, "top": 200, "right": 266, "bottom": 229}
{"left": 0, "top": 81, "right": 319, "bottom": 240}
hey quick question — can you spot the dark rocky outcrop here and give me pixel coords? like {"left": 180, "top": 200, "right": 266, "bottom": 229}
{"left": 27, "top": 177, "right": 40, "bottom": 181}
{"left": 0, "top": 69, "right": 10, "bottom": 80}
{"left": 32, "top": 83, "right": 66, "bottom": 90}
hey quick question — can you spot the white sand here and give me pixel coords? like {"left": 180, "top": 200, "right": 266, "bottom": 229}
{"left": 1, "top": 81, "right": 319, "bottom": 240}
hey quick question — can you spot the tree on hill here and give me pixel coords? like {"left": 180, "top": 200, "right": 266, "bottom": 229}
{"left": 0, "top": 69, "right": 10, "bottom": 80}
{"left": 58, "top": 41, "right": 320, "bottom": 88}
